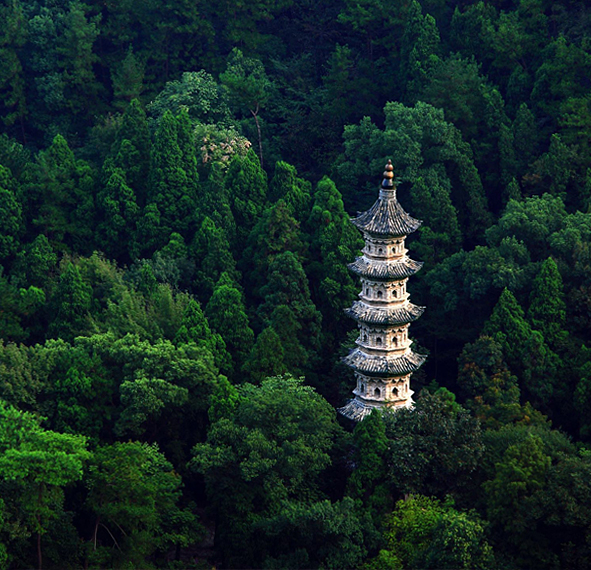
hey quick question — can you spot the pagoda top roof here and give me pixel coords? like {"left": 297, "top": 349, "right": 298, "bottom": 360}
{"left": 352, "top": 160, "right": 422, "bottom": 237}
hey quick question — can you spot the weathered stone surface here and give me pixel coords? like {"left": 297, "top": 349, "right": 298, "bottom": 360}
{"left": 343, "top": 348, "right": 427, "bottom": 376}
{"left": 345, "top": 301, "right": 425, "bottom": 325}
{"left": 348, "top": 255, "right": 423, "bottom": 279}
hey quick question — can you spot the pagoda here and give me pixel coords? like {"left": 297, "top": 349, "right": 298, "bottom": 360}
{"left": 338, "top": 160, "right": 426, "bottom": 422}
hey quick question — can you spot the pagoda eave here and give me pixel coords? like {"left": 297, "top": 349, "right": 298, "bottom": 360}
{"left": 345, "top": 301, "right": 425, "bottom": 325}
{"left": 348, "top": 256, "right": 423, "bottom": 280}
{"left": 351, "top": 197, "right": 422, "bottom": 237}
{"left": 343, "top": 347, "right": 427, "bottom": 376}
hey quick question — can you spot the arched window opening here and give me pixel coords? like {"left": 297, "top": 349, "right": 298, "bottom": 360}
{"left": 377, "top": 290, "right": 383, "bottom": 299}
{"left": 360, "top": 383, "right": 365, "bottom": 394}
{"left": 393, "top": 289, "right": 398, "bottom": 298}
{"left": 378, "top": 247, "right": 383, "bottom": 254}
{"left": 362, "top": 333, "right": 368, "bottom": 342}
{"left": 392, "top": 387, "right": 399, "bottom": 396}
{"left": 376, "top": 337, "right": 382, "bottom": 346}
{"left": 374, "top": 387, "right": 381, "bottom": 397}
{"left": 393, "top": 336, "right": 398, "bottom": 347}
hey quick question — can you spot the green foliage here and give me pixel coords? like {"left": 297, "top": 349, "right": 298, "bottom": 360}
{"left": 86, "top": 441, "right": 201, "bottom": 567}
{"left": 191, "top": 374, "right": 345, "bottom": 568}
{"left": 382, "top": 390, "right": 484, "bottom": 497}
{"left": 371, "top": 495, "right": 494, "bottom": 570}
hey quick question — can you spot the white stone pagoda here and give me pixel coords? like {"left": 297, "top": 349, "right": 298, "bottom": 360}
{"left": 338, "top": 160, "right": 426, "bottom": 421}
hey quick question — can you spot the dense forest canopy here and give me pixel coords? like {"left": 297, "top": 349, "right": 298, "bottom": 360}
{"left": 1, "top": 0, "right": 591, "bottom": 568}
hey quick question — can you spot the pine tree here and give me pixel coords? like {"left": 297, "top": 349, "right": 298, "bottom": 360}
{"left": 96, "top": 168, "right": 139, "bottom": 262}
{"left": 0, "top": 164, "right": 23, "bottom": 260}
{"left": 269, "top": 161, "right": 311, "bottom": 223}
{"left": 49, "top": 263, "right": 93, "bottom": 341}
{"left": 242, "top": 327, "right": 287, "bottom": 384}
{"left": 175, "top": 298, "right": 231, "bottom": 377}
{"left": 206, "top": 273, "right": 254, "bottom": 375}
{"left": 527, "top": 257, "right": 567, "bottom": 348}
{"left": 226, "top": 148, "right": 267, "bottom": 251}
{"left": 191, "top": 217, "right": 239, "bottom": 302}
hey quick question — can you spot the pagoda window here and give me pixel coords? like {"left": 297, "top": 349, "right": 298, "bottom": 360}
{"left": 392, "top": 387, "right": 399, "bottom": 396}
{"left": 377, "top": 290, "right": 383, "bottom": 299}
{"left": 376, "top": 337, "right": 382, "bottom": 346}
{"left": 393, "top": 288, "right": 398, "bottom": 298}
{"left": 360, "top": 383, "right": 365, "bottom": 394}
{"left": 374, "top": 387, "right": 381, "bottom": 397}
{"left": 393, "top": 336, "right": 398, "bottom": 347}
{"left": 378, "top": 247, "right": 383, "bottom": 254}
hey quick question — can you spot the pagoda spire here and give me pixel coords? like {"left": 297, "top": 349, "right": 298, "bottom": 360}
{"left": 338, "top": 160, "right": 426, "bottom": 421}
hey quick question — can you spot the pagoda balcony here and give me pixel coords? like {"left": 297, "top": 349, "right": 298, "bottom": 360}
{"left": 345, "top": 300, "right": 425, "bottom": 325}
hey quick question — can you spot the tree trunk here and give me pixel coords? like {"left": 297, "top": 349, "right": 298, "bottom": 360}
{"left": 250, "top": 104, "right": 263, "bottom": 169}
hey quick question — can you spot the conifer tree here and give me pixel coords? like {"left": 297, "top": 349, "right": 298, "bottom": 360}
{"left": 484, "top": 288, "right": 532, "bottom": 369}
{"left": 269, "top": 161, "right": 311, "bottom": 222}
{"left": 191, "top": 217, "right": 238, "bottom": 302}
{"left": 307, "top": 176, "right": 362, "bottom": 342}
{"left": 108, "top": 99, "right": 151, "bottom": 206}
{"left": 0, "top": 164, "right": 23, "bottom": 261}
{"left": 175, "top": 298, "right": 231, "bottom": 377}
{"left": 28, "top": 134, "right": 95, "bottom": 252}
{"left": 226, "top": 148, "right": 267, "bottom": 251}
{"left": 96, "top": 168, "right": 139, "bottom": 262}
{"left": 242, "top": 327, "right": 287, "bottom": 384}
{"left": 527, "top": 257, "right": 567, "bottom": 348}
{"left": 49, "top": 263, "right": 93, "bottom": 342}
{"left": 206, "top": 272, "right": 254, "bottom": 375}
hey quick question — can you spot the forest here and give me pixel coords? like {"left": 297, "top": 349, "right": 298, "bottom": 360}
{"left": 1, "top": 0, "right": 591, "bottom": 567}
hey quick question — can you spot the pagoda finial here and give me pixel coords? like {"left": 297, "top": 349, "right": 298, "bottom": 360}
{"left": 382, "top": 160, "right": 394, "bottom": 189}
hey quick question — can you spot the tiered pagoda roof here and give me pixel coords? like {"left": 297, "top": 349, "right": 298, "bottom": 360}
{"left": 348, "top": 256, "right": 423, "bottom": 280}
{"left": 345, "top": 300, "right": 425, "bottom": 325}
{"left": 343, "top": 348, "right": 427, "bottom": 376}
{"left": 351, "top": 176, "right": 421, "bottom": 237}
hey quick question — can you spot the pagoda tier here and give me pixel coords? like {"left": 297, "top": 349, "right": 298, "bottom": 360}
{"left": 339, "top": 160, "right": 426, "bottom": 422}
{"left": 348, "top": 256, "right": 423, "bottom": 280}
{"left": 345, "top": 301, "right": 425, "bottom": 325}
{"left": 343, "top": 348, "right": 427, "bottom": 376}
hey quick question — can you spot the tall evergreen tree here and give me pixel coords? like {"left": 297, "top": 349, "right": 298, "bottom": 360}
{"left": 528, "top": 257, "right": 567, "bottom": 348}
{"left": 205, "top": 272, "right": 254, "bottom": 376}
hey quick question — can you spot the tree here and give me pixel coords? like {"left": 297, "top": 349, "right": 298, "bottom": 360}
{"left": 368, "top": 495, "right": 494, "bottom": 570}
{"left": 111, "top": 47, "right": 145, "bottom": 111}
{"left": 399, "top": 0, "right": 441, "bottom": 102}
{"left": 190, "top": 375, "right": 344, "bottom": 568}
{"left": 221, "top": 48, "right": 272, "bottom": 168}
{"left": 241, "top": 327, "right": 287, "bottom": 384}
{"left": 0, "top": 164, "right": 23, "bottom": 260}
{"left": 347, "top": 410, "right": 391, "bottom": 521}
{"left": 527, "top": 257, "right": 567, "bottom": 348}
{"left": 268, "top": 161, "right": 311, "bottom": 222}
{"left": 205, "top": 272, "right": 254, "bottom": 375}
{"left": 382, "top": 389, "right": 484, "bottom": 496}
{"left": 190, "top": 216, "right": 238, "bottom": 302}
{"left": 0, "top": 401, "right": 89, "bottom": 570}
{"left": 96, "top": 168, "right": 139, "bottom": 262}
{"left": 27, "top": 134, "right": 96, "bottom": 252}
{"left": 48, "top": 263, "right": 93, "bottom": 342}
{"left": 226, "top": 148, "right": 268, "bottom": 251}
{"left": 85, "top": 441, "right": 201, "bottom": 568}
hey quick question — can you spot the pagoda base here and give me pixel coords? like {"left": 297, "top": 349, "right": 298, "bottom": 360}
{"left": 338, "top": 394, "right": 414, "bottom": 422}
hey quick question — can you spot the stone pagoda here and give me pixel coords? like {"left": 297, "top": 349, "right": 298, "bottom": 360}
{"left": 338, "top": 160, "right": 426, "bottom": 422}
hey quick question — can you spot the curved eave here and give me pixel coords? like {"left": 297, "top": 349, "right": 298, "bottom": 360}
{"left": 348, "top": 256, "right": 423, "bottom": 280}
{"left": 352, "top": 197, "right": 422, "bottom": 236}
{"left": 343, "top": 348, "right": 427, "bottom": 376}
{"left": 345, "top": 301, "right": 425, "bottom": 325}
